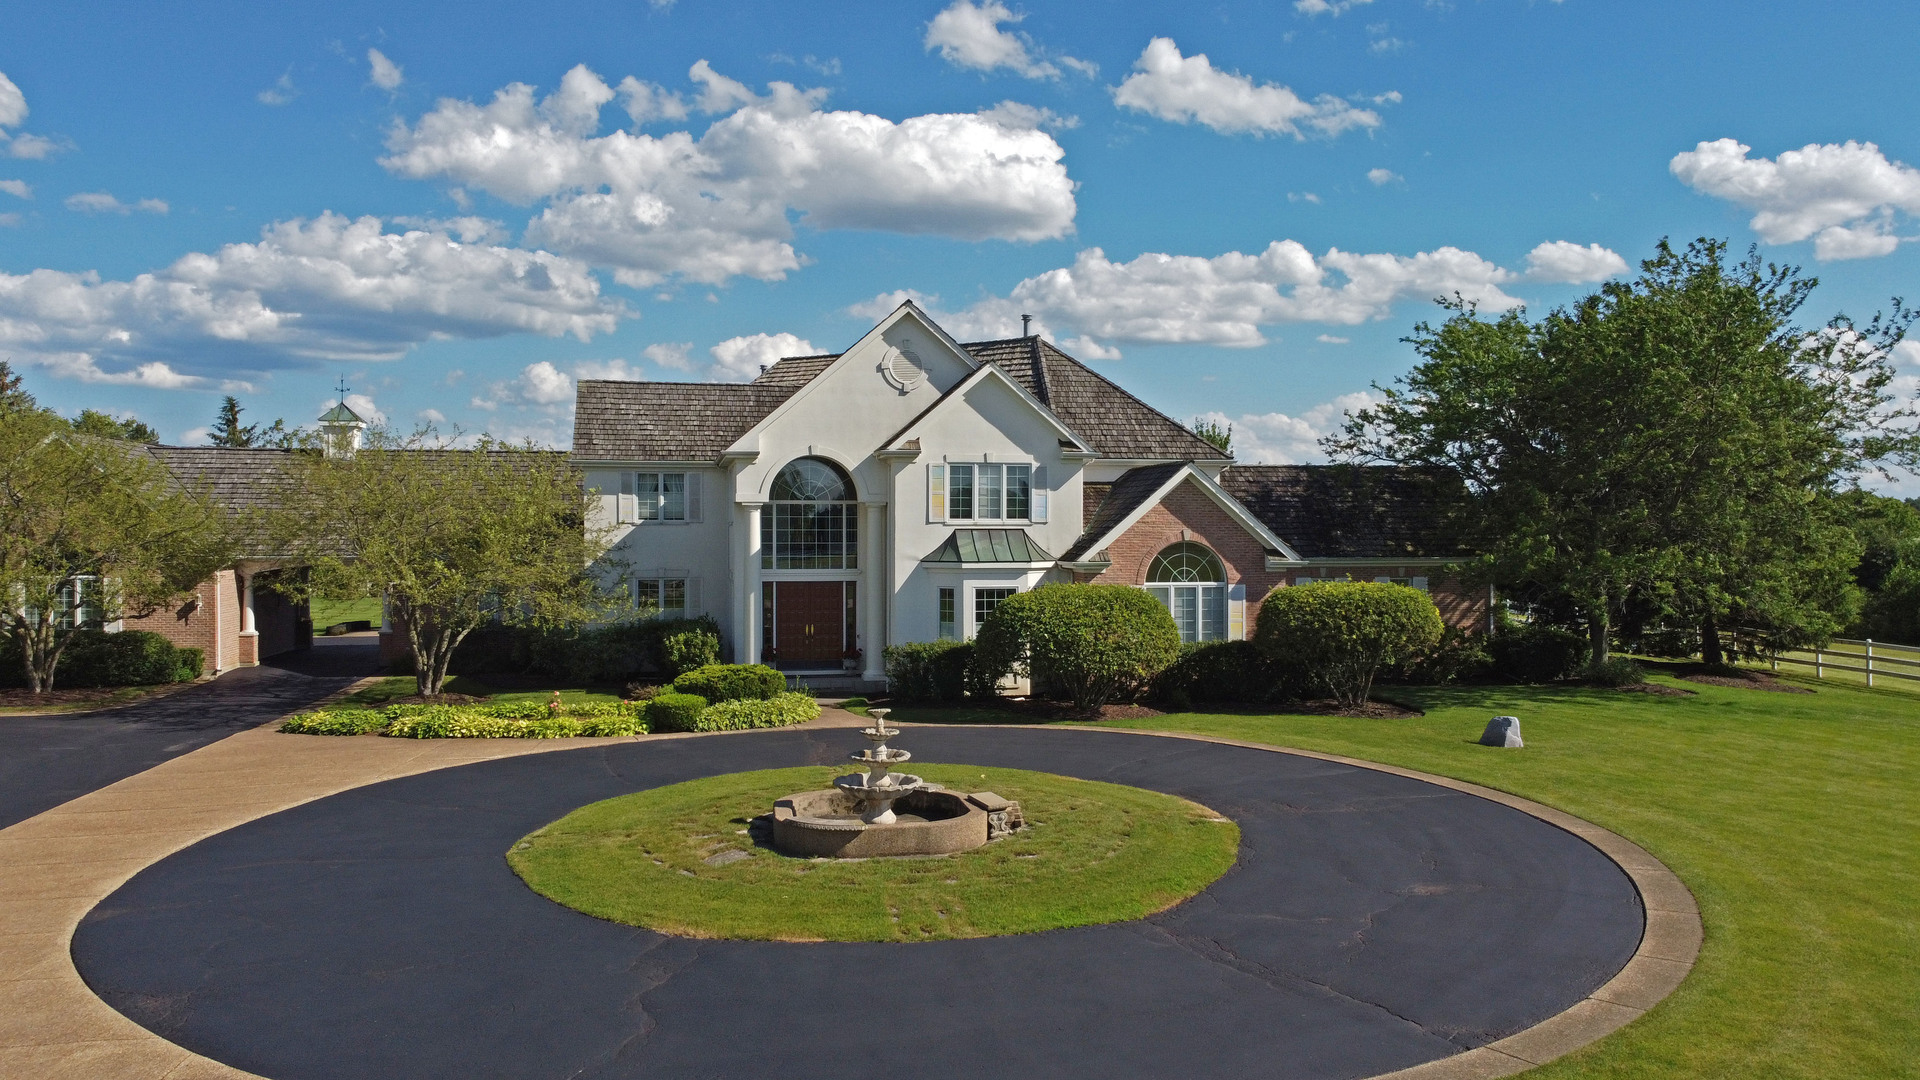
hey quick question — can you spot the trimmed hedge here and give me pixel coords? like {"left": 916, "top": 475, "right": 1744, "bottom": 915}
{"left": 973, "top": 584, "right": 1182, "bottom": 710}
{"left": 644, "top": 692, "right": 710, "bottom": 733}
{"left": 671, "top": 664, "right": 785, "bottom": 703}
{"left": 449, "top": 616, "right": 726, "bottom": 682}
{"left": 684, "top": 691, "right": 821, "bottom": 732}
{"left": 1254, "top": 581, "right": 1444, "bottom": 707}
{"left": 661, "top": 629, "right": 720, "bottom": 675}
{"left": 0, "top": 629, "right": 202, "bottom": 689}
{"left": 883, "top": 641, "right": 976, "bottom": 702}
{"left": 1151, "top": 640, "right": 1299, "bottom": 706}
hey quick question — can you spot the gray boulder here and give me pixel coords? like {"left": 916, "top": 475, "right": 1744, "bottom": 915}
{"left": 1479, "top": 715, "right": 1523, "bottom": 748}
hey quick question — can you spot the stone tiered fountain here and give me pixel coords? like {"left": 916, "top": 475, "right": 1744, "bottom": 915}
{"left": 834, "top": 711, "right": 927, "bottom": 824}
{"left": 770, "top": 709, "right": 1012, "bottom": 858}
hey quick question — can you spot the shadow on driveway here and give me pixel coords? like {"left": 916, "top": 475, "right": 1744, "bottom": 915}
{"left": 0, "top": 634, "right": 380, "bottom": 830}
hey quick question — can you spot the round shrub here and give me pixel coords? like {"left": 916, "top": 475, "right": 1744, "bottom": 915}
{"left": 972, "top": 584, "right": 1182, "bottom": 711}
{"left": 1489, "top": 623, "right": 1590, "bottom": 683}
{"left": 1583, "top": 655, "right": 1646, "bottom": 687}
{"left": 661, "top": 629, "right": 720, "bottom": 675}
{"left": 1254, "top": 581, "right": 1444, "bottom": 707}
{"left": 671, "top": 664, "right": 785, "bottom": 703}
{"left": 646, "top": 692, "right": 710, "bottom": 733}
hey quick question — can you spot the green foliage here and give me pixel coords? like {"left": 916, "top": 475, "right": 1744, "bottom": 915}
{"left": 72, "top": 409, "right": 159, "bottom": 444}
{"left": 267, "top": 433, "right": 622, "bottom": 696}
{"left": 644, "top": 692, "right": 710, "bottom": 733}
{"left": 452, "top": 615, "right": 723, "bottom": 683}
{"left": 972, "top": 584, "right": 1182, "bottom": 710}
{"left": 1190, "top": 417, "right": 1232, "bottom": 455}
{"left": 1152, "top": 640, "right": 1296, "bottom": 704}
{"left": 1254, "top": 581, "right": 1445, "bottom": 706}
{"left": 284, "top": 697, "right": 650, "bottom": 738}
{"left": 1489, "top": 622, "right": 1590, "bottom": 683}
{"left": 1583, "top": 655, "right": 1648, "bottom": 687}
{"left": 210, "top": 396, "right": 258, "bottom": 448}
{"left": 0, "top": 630, "right": 206, "bottom": 689}
{"left": 670, "top": 663, "right": 784, "bottom": 703}
{"left": 0, "top": 409, "right": 236, "bottom": 691}
{"left": 1388, "top": 625, "right": 1494, "bottom": 686}
{"left": 661, "top": 629, "right": 720, "bottom": 675}
{"left": 883, "top": 640, "right": 977, "bottom": 702}
{"left": 279, "top": 710, "right": 392, "bottom": 735}
{"left": 1333, "top": 238, "right": 1916, "bottom": 665}
{"left": 688, "top": 691, "right": 821, "bottom": 732}
{"left": 1856, "top": 563, "right": 1920, "bottom": 645}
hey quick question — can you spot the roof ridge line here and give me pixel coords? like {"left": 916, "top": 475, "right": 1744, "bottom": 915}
{"left": 1035, "top": 340, "right": 1230, "bottom": 461}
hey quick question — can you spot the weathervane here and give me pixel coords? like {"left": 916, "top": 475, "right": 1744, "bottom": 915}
{"left": 334, "top": 375, "right": 351, "bottom": 404}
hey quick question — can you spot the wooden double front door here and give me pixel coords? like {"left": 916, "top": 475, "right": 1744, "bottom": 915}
{"left": 770, "top": 580, "right": 854, "bottom": 664}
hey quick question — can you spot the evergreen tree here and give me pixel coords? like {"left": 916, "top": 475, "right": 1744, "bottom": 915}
{"left": 210, "top": 396, "right": 259, "bottom": 447}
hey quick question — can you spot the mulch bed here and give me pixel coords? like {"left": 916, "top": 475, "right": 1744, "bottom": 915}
{"left": 1614, "top": 682, "right": 1696, "bottom": 696}
{"left": 1681, "top": 672, "right": 1813, "bottom": 694}
{"left": 998, "top": 699, "right": 1167, "bottom": 722}
{"left": 372, "top": 692, "right": 489, "bottom": 707}
{"left": 0, "top": 684, "right": 181, "bottom": 712}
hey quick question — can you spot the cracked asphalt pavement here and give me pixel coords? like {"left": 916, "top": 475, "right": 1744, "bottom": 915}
{"left": 73, "top": 725, "right": 1642, "bottom": 1080}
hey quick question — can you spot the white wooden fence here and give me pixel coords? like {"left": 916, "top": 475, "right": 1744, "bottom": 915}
{"left": 1765, "top": 637, "right": 1920, "bottom": 687}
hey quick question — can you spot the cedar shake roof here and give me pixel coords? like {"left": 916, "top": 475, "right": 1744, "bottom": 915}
{"left": 572, "top": 336, "right": 1228, "bottom": 463}
{"left": 145, "top": 447, "right": 297, "bottom": 515}
{"left": 1059, "top": 462, "right": 1185, "bottom": 562}
{"left": 1219, "top": 465, "right": 1471, "bottom": 561}
{"left": 572, "top": 380, "right": 802, "bottom": 461}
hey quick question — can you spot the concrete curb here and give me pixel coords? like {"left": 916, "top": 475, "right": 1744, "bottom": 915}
{"left": 0, "top": 712, "right": 1695, "bottom": 1080}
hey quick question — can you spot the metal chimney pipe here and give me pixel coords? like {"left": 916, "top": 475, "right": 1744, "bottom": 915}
{"left": 1021, "top": 314, "right": 1032, "bottom": 337}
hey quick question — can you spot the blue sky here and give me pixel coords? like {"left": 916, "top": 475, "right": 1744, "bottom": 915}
{"left": 2, "top": 0, "right": 1916, "bottom": 479}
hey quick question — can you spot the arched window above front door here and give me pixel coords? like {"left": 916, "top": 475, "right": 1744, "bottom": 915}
{"left": 762, "top": 457, "right": 858, "bottom": 570}
{"left": 1145, "top": 542, "right": 1226, "bottom": 642}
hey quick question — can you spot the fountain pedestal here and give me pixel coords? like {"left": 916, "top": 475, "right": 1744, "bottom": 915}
{"left": 771, "top": 709, "right": 992, "bottom": 858}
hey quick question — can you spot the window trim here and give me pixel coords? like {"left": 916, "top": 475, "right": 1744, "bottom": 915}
{"left": 939, "top": 458, "right": 1042, "bottom": 524}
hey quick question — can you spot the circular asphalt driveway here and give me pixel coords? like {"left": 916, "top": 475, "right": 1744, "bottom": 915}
{"left": 73, "top": 725, "right": 1644, "bottom": 1080}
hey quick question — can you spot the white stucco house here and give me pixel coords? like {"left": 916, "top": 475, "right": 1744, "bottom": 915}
{"left": 573, "top": 301, "right": 1486, "bottom": 688}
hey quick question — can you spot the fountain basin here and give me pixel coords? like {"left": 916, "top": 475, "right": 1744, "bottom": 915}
{"left": 771, "top": 788, "right": 989, "bottom": 858}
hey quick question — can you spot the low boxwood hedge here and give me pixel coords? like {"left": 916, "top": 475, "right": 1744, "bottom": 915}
{"left": 644, "top": 692, "right": 710, "bottom": 733}
{"left": 280, "top": 688, "right": 817, "bottom": 739}
{"left": 687, "top": 691, "right": 820, "bottom": 732}
{"left": 670, "top": 664, "right": 785, "bottom": 703}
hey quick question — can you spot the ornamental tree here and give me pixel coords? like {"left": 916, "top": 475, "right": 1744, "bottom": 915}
{"left": 0, "top": 410, "right": 236, "bottom": 691}
{"left": 972, "top": 583, "right": 1182, "bottom": 711}
{"left": 1254, "top": 581, "right": 1443, "bottom": 707}
{"left": 269, "top": 431, "right": 621, "bottom": 696}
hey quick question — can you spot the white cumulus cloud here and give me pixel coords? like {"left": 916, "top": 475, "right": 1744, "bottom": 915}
{"left": 1112, "top": 38, "right": 1382, "bottom": 138}
{"left": 710, "top": 332, "right": 818, "bottom": 381}
{"left": 642, "top": 342, "right": 694, "bottom": 371}
{"left": 0, "top": 179, "right": 28, "bottom": 199}
{"left": 472, "top": 362, "right": 573, "bottom": 412}
{"left": 1195, "top": 391, "right": 1382, "bottom": 464}
{"left": 1523, "top": 240, "right": 1628, "bottom": 283}
{"left": 258, "top": 72, "right": 297, "bottom": 107}
{"left": 0, "top": 71, "right": 25, "bottom": 129}
{"left": 1367, "top": 168, "right": 1400, "bottom": 186}
{"left": 924, "top": 1, "right": 1089, "bottom": 80}
{"left": 381, "top": 62, "right": 1077, "bottom": 288}
{"left": 0, "top": 213, "right": 626, "bottom": 387}
{"left": 0, "top": 73, "right": 64, "bottom": 160}
{"left": 1294, "top": 0, "right": 1374, "bottom": 15}
{"left": 368, "top": 49, "right": 404, "bottom": 91}
{"left": 1670, "top": 138, "right": 1920, "bottom": 261}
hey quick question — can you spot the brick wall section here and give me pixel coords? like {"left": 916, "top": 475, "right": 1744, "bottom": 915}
{"left": 124, "top": 569, "right": 237, "bottom": 672}
{"left": 1084, "top": 478, "right": 1488, "bottom": 633}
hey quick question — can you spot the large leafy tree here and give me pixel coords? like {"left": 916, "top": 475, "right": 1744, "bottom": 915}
{"left": 1331, "top": 239, "right": 1916, "bottom": 663}
{"left": 269, "top": 432, "right": 621, "bottom": 696}
{"left": 72, "top": 409, "right": 160, "bottom": 444}
{"left": 0, "top": 410, "right": 236, "bottom": 691}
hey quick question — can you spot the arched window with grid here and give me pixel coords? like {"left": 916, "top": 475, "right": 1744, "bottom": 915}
{"left": 1145, "top": 541, "right": 1227, "bottom": 642}
{"left": 761, "top": 457, "right": 858, "bottom": 570}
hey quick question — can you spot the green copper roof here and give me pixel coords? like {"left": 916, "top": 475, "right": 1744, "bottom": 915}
{"left": 318, "top": 401, "right": 364, "bottom": 424}
{"left": 922, "top": 529, "right": 1053, "bottom": 564}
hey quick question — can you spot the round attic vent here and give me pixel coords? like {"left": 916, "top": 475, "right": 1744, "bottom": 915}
{"left": 881, "top": 346, "right": 925, "bottom": 391}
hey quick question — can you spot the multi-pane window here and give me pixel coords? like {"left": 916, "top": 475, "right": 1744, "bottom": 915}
{"left": 973, "top": 587, "right": 1016, "bottom": 632}
{"left": 937, "top": 587, "right": 957, "bottom": 640}
{"left": 620, "top": 472, "right": 688, "bottom": 522}
{"left": 634, "top": 578, "right": 688, "bottom": 617}
{"left": 944, "top": 463, "right": 1033, "bottom": 521}
{"left": 1145, "top": 542, "right": 1227, "bottom": 643}
{"left": 762, "top": 457, "right": 859, "bottom": 570}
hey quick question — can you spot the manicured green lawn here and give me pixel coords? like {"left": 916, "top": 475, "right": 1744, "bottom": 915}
{"left": 309, "top": 597, "right": 383, "bottom": 628}
{"left": 1040, "top": 673, "right": 1913, "bottom": 1080}
{"left": 508, "top": 765, "right": 1239, "bottom": 942}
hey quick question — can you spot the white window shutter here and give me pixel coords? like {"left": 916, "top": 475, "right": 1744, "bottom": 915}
{"left": 686, "top": 473, "right": 703, "bottom": 522}
{"left": 617, "top": 472, "right": 636, "bottom": 524}
{"left": 1030, "top": 465, "right": 1048, "bottom": 522}
{"left": 928, "top": 464, "right": 946, "bottom": 522}
{"left": 687, "top": 577, "right": 701, "bottom": 616}
{"left": 1228, "top": 583, "right": 1246, "bottom": 640}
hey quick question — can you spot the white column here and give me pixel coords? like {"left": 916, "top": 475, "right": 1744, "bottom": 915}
{"left": 740, "top": 502, "right": 764, "bottom": 665}
{"left": 239, "top": 571, "right": 258, "bottom": 636}
{"left": 862, "top": 501, "right": 887, "bottom": 682}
